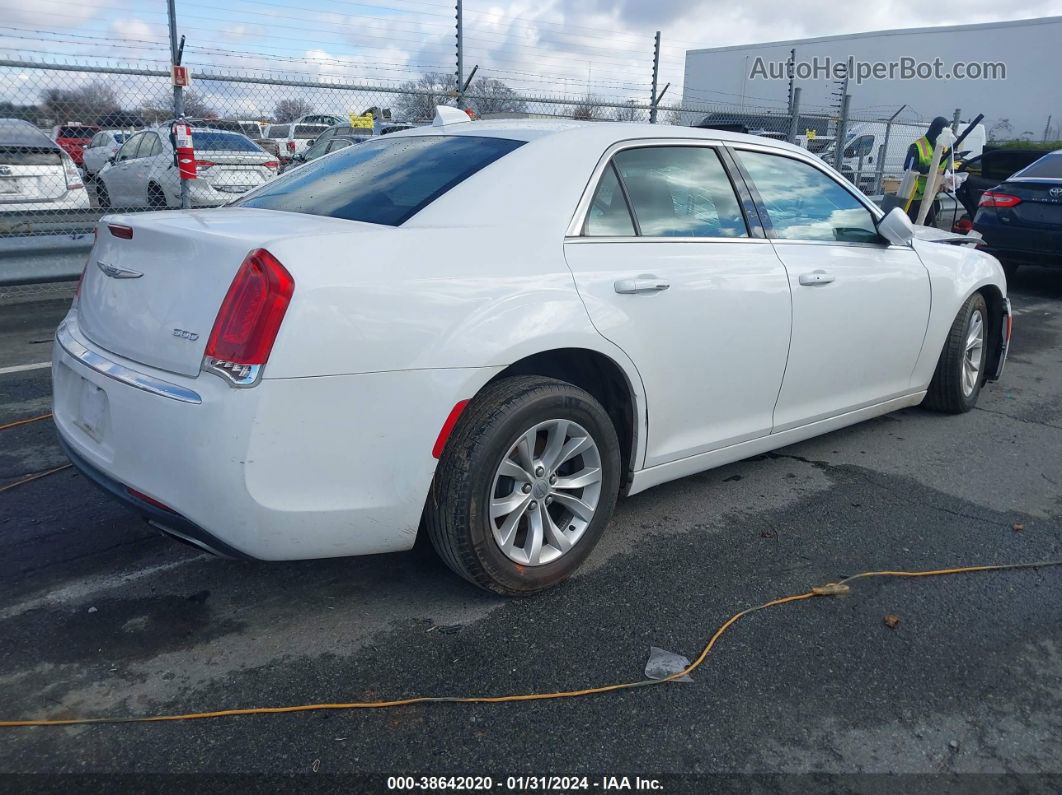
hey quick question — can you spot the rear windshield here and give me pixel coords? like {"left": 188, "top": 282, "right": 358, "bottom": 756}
{"left": 191, "top": 131, "right": 262, "bottom": 152}
{"left": 1013, "top": 153, "right": 1062, "bottom": 180}
{"left": 58, "top": 127, "right": 96, "bottom": 139}
{"left": 0, "top": 147, "right": 62, "bottom": 166}
{"left": 266, "top": 125, "right": 289, "bottom": 137}
{"left": 294, "top": 125, "right": 326, "bottom": 139}
{"left": 236, "top": 135, "right": 524, "bottom": 226}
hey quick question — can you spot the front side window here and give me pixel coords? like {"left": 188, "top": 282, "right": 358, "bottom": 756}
{"left": 236, "top": 134, "right": 524, "bottom": 226}
{"left": 738, "top": 150, "right": 879, "bottom": 243}
{"left": 844, "top": 134, "right": 875, "bottom": 159}
{"left": 610, "top": 147, "right": 748, "bottom": 238}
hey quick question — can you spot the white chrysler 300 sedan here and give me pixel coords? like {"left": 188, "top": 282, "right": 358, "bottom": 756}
{"left": 53, "top": 110, "right": 1012, "bottom": 594}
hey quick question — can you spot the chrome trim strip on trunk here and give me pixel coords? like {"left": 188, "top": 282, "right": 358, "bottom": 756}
{"left": 56, "top": 321, "right": 202, "bottom": 405}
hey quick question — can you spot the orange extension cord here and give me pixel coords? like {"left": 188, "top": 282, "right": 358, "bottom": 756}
{"left": 1, "top": 560, "right": 1059, "bottom": 728}
{"left": 0, "top": 413, "right": 70, "bottom": 494}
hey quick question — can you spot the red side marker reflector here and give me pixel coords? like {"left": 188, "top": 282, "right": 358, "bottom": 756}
{"left": 108, "top": 224, "right": 133, "bottom": 239}
{"left": 126, "top": 487, "right": 176, "bottom": 513}
{"left": 432, "top": 400, "right": 469, "bottom": 459}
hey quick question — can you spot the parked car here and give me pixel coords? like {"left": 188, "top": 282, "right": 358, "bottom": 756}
{"left": 955, "top": 148, "right": 1048, "bottom": 217}
{"left": 82, "top": 130, "right": 131, "bottom": 176}
{"left": 973, "top": 149, "right": 1062, "bottom": 275}
{"left": 54, "top": 113, "right": 1011, "bottom": 594}
{"left": 50, "top": 123, "right": 100, "bottom": 166}
{"left": 264, "top": 114, "right": 345, "bottom": 160}
{"left": 282, "top": 124, "right": 371, "bottom": 170}
{"left": 0, "top": 118, "right": 88, "bottom": 216}
{"left": 95, "top": 125, "right": 279, "bottom": 209}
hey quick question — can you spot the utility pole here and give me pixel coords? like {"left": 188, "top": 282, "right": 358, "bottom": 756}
{"left": 455, "top": 0, "right": 464, "bottom": 108}
{"left": 1045, "top": 115, "right": 1054, "bottom": 143}
{"left": 649, "top": 31, "right": 661, "bottom": 124}
{"left": 166, "top": 0, "right": 189, "bottom": 209}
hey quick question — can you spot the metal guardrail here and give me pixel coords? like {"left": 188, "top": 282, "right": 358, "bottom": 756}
{"left": 0, "top": 233, "right": 92, "bottom": 285}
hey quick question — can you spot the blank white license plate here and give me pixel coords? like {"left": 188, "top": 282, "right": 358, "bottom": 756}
{"left": 77, "top": 378, "right": 108, "bottom": 440}
{"left": 0, "top": 179, "right": 21, "bottom": 194}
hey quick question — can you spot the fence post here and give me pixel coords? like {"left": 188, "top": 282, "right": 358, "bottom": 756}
{"left": 649, "top": 31, "right": 661, "bottom": 124}
{"left": 166, "top": 0, "right": 190, "bottom": 209}
{"left": 455, "top": 0, "right": 464, "bottom": 108}
{"left": 787, "top": 86, "right": 801, "bottom": 144}
{"left": 951, "top": 108, "right": 961, "bottom": 133}
{"left": 833, "top": 93, "right": 850, "bottom": 172}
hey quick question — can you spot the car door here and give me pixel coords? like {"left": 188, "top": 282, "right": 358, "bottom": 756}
{"left": 104, "top": 133, "right": 143, "bottom": 206}
{"left": 125, "top": 132, "right": 162, "bottom": 205}
{"left": 733, "top": 146, "right": 931, "bottom": 431}
{"left": 83, "top": 133, "right": 105, "bottom": 174}
{"left": 563, "top": 143, "right": 793, "bottom": 468}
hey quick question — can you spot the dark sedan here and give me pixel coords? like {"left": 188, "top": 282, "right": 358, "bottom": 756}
{"left": 974, "top": 150, "right": 1062, "bottom": 276}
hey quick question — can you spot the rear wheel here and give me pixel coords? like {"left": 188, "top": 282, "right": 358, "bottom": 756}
{"left": 148, "top": 183, "right": 168, "bottom": 209}
{"left": 425, "top": 376, "right": 621, "bottom": 595}
{"left": 923, "top": 292, "right": 989, "bottom": 413}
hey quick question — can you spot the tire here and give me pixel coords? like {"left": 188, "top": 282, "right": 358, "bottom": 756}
{"left": 425, "top": 376, "right": 621, "bottom": 595}
{"left": 148, "top": 183, "right": 168, "bottom": 209}
{"left": 95, "top": 181, "right": 110, "bottom": 209}
{"left": 923, "top": 292, "right": 989, "bottom": 413}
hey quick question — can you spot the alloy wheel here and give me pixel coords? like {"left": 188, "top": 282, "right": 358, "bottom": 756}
{"left": 488, "top": 419, "right": 603, "bottom": 566}
{"left": 962, "top": 308, "right": 984, "bottom": 397}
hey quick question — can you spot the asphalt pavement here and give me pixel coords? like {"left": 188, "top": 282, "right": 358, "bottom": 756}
{"left": 0, "top": 271, "right": 1060, "bottom": 785}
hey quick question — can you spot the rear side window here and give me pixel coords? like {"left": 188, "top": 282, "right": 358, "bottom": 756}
{"left": 1013, "top": 153, "right": 1062, "bottom": 179}
{"left": 611, "top": 147, "right": 748, "bottom": 238}
{"left": 236, "top": 135, "right": 524, "bottom": 226}
{"left": 191, "top": 132, "right": 261, "bottom": 152}
{"left": 584, "top": 164, "right": 635, "bottom": 236}
{"left": 58, "top": 126, "right": 95, "bottom": 139}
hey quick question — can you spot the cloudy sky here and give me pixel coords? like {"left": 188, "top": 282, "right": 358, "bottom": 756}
{"left": 1, "top": 0, "right": 1060, "bottom": 114}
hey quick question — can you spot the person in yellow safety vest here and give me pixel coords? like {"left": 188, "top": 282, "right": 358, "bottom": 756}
{"left": 903, "top": 116, "right": 951, "bottom": 226}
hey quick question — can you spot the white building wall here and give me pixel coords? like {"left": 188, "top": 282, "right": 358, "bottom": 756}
{"left": 682, "top": 17, "right": 1062, "bottom": 139}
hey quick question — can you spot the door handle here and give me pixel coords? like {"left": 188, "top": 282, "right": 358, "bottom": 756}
{"left": 798, "top": 270, "right": 835, "bottom": 286}
{"left": 614, "top": 275, "right": 670, "bottom": 294}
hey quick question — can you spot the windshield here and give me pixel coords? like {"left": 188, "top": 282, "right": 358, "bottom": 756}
{"left": 58, "top": 127, "right": 96, "bottom": 139}
{"left": 1013, "top": 153, "right": 1062, "bottom": 180}
{"left": 191, "top": 131, "right": 262, "bottom": 152}
{"left": 236, "top": 134, "right": 524, "bottom": 226}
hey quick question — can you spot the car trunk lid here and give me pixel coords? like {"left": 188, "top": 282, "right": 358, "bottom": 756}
{"left": 77, "top": 208, "right": 371, "bottom": 377}
{"left": 997, "top": 180, "right": 1062, "bottom": 229}
{"left": 196, "top": 150, "right": 277, "bottom": 195}
{"left": 0, "top": 147, "right": 67, "bottom": 202}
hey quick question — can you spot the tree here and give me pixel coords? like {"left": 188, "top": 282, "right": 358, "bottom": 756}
{"left": 273, "top": 98, "right": 314, "bottom": 123}
{"left": 394, "top": 72, "right": 458, "bottom": 122}
{"left": 141, "top": 90, "right": 217, "bottom": 123}
{"left": 988, "top": 118, "right": 1013, "bottom": 141}
{"left": 40, "top": 81, "right": 119, "bottom": 125}
{"left": 571, "top": 96, "right": 603, "bottom": 121}
{"left": 466, "top": 78, "right": 526, "bottom": 117}
{"left": 613, "top": 100, "right": 640, "bottom": 122}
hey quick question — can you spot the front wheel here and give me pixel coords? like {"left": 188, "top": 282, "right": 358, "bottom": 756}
{"left": 425, "top": 376, "right": 621, "bottom": 595}
{"left": 923, "top": 292, "right": 988, "bottom": 413}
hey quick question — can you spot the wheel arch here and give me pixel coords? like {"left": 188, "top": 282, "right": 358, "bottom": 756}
{"left": 484, "top": 347, "right": 644, "bottom": 492}
{"left": 976, "top": 283, "right": 1007, "bottom": 381}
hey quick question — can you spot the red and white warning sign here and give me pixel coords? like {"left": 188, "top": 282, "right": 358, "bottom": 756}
{"left": 172, "top": 122, "right": 196, "bottom": 180}
{"left": 171, "top": 65, "right": 191, "bottom": 87}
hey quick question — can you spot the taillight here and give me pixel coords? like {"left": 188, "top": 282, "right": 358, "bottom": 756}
{"left": 286, "top": 141, "right": 296, "bottom": 153}
{"left": 194, "top": 160, "right": 216, "bottom": 170}
{"left": 203, "top": 249, "right": 294, "bottom": 386}
{"left": 263, "top": 160, "right": 279, "bottom": 170}
{"left": 979, "top": 191, "right": 1022, "bottom": 208}
{"left": 108, "top": 224, "right": 133, "bottom": 239}
{"left": 61, "top": 153, "right": 83, "bottom": 190}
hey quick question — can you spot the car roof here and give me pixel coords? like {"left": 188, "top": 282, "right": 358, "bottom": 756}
{"left": 391, "top": 118, "right": 813, "bottom": 155}
{"left": 0, "top": 118, "right": 59, "bottom": 148}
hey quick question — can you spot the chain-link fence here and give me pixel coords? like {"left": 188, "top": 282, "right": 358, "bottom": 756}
{"left": 0, "top": 45, "right": 1009, "bottom": 283}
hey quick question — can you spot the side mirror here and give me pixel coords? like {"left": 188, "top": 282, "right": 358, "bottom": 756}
{"left": 877, "top": 206, "right": 915, "bottom": 246}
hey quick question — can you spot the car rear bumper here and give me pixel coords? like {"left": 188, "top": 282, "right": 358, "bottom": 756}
{"left": 52, "top": 311, "right": 490, "bottom": 560}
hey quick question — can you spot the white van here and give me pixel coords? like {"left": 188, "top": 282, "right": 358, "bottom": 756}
{"left": 824, "top": 121, "right": 986, "bottom": 191}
